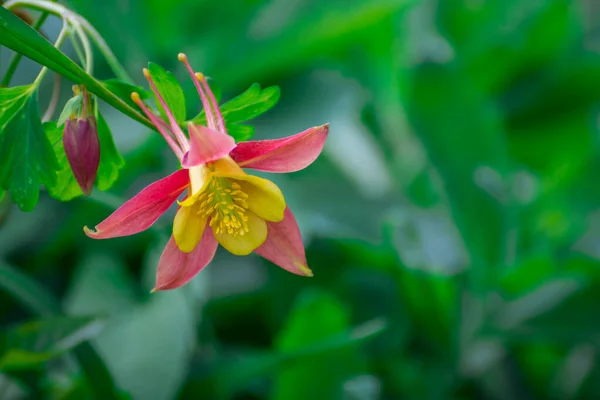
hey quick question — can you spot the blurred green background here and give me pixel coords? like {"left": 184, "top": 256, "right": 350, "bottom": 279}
{"left": 3, "top": 0, "right": 600, "bottom": 398}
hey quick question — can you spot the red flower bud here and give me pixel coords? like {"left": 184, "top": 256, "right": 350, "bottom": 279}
{"left": 63, "top": 116, "right": 100, "bottom": 196}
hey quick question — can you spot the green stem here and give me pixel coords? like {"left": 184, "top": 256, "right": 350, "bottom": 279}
{"left": 0, "top": 11, "right": 48, "bottom": 86}
{"left": 32, "top": 20, "right": 68, "bottom": 86}
{"left": 71, "top": 20, "right": 93, "bottom": 75}
{"left": 3, "top": 0, "right": 133, "bottom": 83}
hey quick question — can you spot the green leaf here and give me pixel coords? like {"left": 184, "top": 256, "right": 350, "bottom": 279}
{"left": 183, "top": 317, "right": 386, "bottom": 399}
{"left": 190, "top": 83, "right": 279, "bottom": 124}
{"left": 405, "top": 63, "right": 510, "bottom": 291}
{"left": 44, "top": 122, "right": 83, "bottom": 201}
{"left": 189, "top": 83, "right": 279, "bottom": 141}
{"left": 220, "top": 83, "right": 280, "bottom": 123}
{"left": 45, "top": 113, "right": 125, "bottom": 201}
{"left": 95, "top": 113, "right": 125, "bottom": 191}
{"left": 56, "top": 93, "right": 83, "bottom": 127}
{"left": 0, "top": 263, "right": 119, "bottom": 399}
{"left": 226, "top": 124, "right": 255, "bottom": 142}
{"left": 273, "top": 289, "right": 359, "bottom": 400}
{"left": 0, "top": 85, "right": 34, "bottom": 131}
{"left": 103, "top": 79, "right": 152, "bottom": 112}
{"left": 147, "top": 62, "right": 186, "bottom": 123}
{"left": 0, "top": 317, "right": 103, "bottom": 371}
{"left": 0, "top": 7, "right": 153, "bottom": 130}
{"left": 0, "top": 92, "right": 58, "bottom": 211}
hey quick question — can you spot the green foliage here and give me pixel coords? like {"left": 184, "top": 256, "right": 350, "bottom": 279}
{"left": 0, "top": 317, "right": 103, "bottom": 371}
{"left": 0, "top": 6, "right": 153, "bottom": 129}
{"left": 44, "top": 113, "right": 124, "bottom": 201}
{"left": 3, "top": 0, "right": 600, "bottom": 398}
{"left": 191, "top": 83, "right": 280, "bottom": 141}
{"left": 0, "top": 91, "right": 58, "bottom": 211}
{"left": 95, "top": 113, "right": 125, "bottom": 191}
{"left": 147, "top": 62, "right": 187, "bottom": 123}
{"left": 273, "top": 289, "right": 356, "bottom": 400}
{"left": 102, "top": 79, "right": 152, "bottom": 111}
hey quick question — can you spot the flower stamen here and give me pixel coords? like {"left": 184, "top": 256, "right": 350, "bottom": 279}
{"left": 196, "top": 177, "right": 250, "bottom": 236}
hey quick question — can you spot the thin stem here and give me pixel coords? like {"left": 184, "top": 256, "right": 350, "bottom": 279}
{"left": 32, "top": 21, "right": 68, "bottom": 86}
{"left": 79, "top": 19, "right": 133, "bottom": 83}
{"left": 69, "top": 25, "right": 87, "bottom": 67}
{"left": 42, "top": 71, "right": 61, "bottom": 121}
{"left": 0, "top": 11, "right": 48, "bottom": 86}
{"left": 71, "top": 21, "right": 93, "bottom": 74}
{"left": 3, "top": 0, "right": 133, "bottom": 83}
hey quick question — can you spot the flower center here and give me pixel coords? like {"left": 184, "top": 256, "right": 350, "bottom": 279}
{"left": 197, "top": 178, "right": 250, "bottom": 236}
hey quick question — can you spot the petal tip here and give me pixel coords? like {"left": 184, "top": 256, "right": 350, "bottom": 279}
{"left": 83, "top": 226, "right": 97, "bottom": 238}
{"left": 295, "top": 261, "right": 313, "bottom": 277}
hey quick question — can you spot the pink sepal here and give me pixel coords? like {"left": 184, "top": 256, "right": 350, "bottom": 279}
{"left": 84, "top": 169, "right": 189, "bottom": 239}
{"left": 153, "top": 226, "right": 218, "bottom": 291}
{"left": 230, "top": 124, "right": 328, "bottom": 173}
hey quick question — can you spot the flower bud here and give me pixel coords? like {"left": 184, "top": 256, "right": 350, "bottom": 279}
{"left": 63, "top": 116, "right": 100, "bottom": 196}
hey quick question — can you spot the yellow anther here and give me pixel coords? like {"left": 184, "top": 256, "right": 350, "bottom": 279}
{"left": 178, "top": 53, "right": 188, "bottom": 62}
{"left": 195, "top": 72, "right": 205, "bottom": 81}
{"left": 231, "top": 183, "right": 241, "bottom": 190}
{"left": 131, "top": 92, "right": 142, "bottom": 104}
{"left": 143, "top": 68, "right": 151, "bottom": 79}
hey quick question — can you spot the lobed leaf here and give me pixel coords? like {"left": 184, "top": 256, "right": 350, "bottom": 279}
{"left": 0, "top": 92, "right": 58, "bottom": 211}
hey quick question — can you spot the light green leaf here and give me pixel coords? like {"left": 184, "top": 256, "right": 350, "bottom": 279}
{"left": 44, "top": 122, "right": 83, "bottom": 201}
{"left": 226, "top": 124, "right": 255, "bottom": 142}
{"left": 220, "top": 83, "right": 280, "bottom": 123}
{"left": 0, "top": 85, "right": 34, "bottom": 131}
{"left": 0, "top": 317, "right": 103, "bottom": 371}
{"left": 57, "top": 92, "right": 83, "bottom": 127}
{"left": 0, "top": 93, "right": 58, "bottom": 211}
{"left": 147, "top": 62, "right": 186, "bottom": 123}
{"left": 95, "top": 113, "right": 125, "bottom": 191}
{"left": 190, "top": 83, "right": 279, "bottom": 141}
{"left": 190, "top": 83, "right": 280, "bottom": 125}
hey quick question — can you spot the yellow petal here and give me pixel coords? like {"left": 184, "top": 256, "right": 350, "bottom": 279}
{"left": 173, "top": 205, "right": 207, "bottom": 253}
{"left": 211, "top": 155, "right": 247, "bottom": 177}
{"left": 232, "top": 175, "right": 286, "bottom": 222}
{"left": 214, "top": 211, "right": 267, "bottom": 255}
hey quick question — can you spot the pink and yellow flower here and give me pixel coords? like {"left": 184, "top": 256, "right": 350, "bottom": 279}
{"left": 84, "top": 54, "right": 329, "bottom": 291}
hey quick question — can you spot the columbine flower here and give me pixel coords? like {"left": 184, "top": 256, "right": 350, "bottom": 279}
{"left": 63, "top": 86, "right": 100, "bottom": 196}
{"left": 84, "top": 54, "right": 329, "bottom": 291}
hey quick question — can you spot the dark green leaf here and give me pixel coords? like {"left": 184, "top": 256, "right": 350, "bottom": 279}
{"left": 95, "top": 113, "right": 125, "bottom": 191}
{"left": 405, "top": 63, "right": 509, "bottom": 291}
{"left": 103, "top": 79, "right": 152, "bottom": 112}
{"left": 0, "top": 317, "right": 103, "bottom": 371}
{"left": 273, "top": 289, "right": 358, "bottom": 400}
{"left": 0, "top": 263, "right": 119, "bottom": 398}
{"left": 44, "top": 122, "right": 83, "bottom": 201}
{"left": 184, "top": 317, "right": 386, "bottom": 399}
{"left": 56, "top": 93, "right": 83, "bottom": 127}
{"left": 147, "top": 62, "right": 186, "bottom": 123}
{"left": 0, "top": 7, "right": 153, "bottom": 129}
{"left": 0, "top": 93, "right": 58, "bottom": 211}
